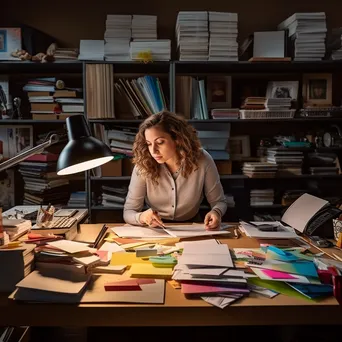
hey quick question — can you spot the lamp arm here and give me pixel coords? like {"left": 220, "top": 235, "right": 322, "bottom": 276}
{"left": 0, "top": 134, "right": 60, "bottom": 172}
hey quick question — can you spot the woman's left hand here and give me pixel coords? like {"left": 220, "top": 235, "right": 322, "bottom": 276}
{"left": 204, "top": 211, "right": 221, "bottom": 230}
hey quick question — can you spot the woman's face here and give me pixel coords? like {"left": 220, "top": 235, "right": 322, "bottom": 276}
{"left": 145, "top": 126, "right": 178, "bottom": 164}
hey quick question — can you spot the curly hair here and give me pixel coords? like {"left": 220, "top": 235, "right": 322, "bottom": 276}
{"left": 133, "top": 111, "right": 202, "bottom": 183}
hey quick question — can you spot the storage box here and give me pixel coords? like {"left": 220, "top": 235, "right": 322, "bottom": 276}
{"left": 100, "top": 159, "right": 122, "bottom": 177}
{"left": 215, "top": 160, "right": 232, "bottom": 175}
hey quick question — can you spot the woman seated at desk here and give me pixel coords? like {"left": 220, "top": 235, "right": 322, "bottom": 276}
{"left": 123, "top": 111, "right": 227, "bottom": 230}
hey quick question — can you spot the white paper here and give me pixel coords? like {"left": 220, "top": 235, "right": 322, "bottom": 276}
{"left": 47, "top": 240, "right": 93, "bottom": 254}
{"left": 178, "top": 253, "right": 234, "bottom": 268}
{"left": 164, "top": 223, "right": 231, "bottom": 238}
{"left": 99, "top": 241, "right": 125, "bottom": 253}
{"left": 111, "top": 225, "right": 171, "bottom": 238}
{"left": 176, "top": 239, "right": 218, "bottom": 249}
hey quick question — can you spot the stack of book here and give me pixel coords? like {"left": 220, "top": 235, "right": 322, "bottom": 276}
{"left": 241, "top": 97, "right": 266, "bottom": 110}
{"left": 104, "top": 14, "right": 132, "bottom": 61}
{"left": 278, "top": 12, "right": 327, "bottom": 61}
{"left": 0, "top": 243, "right": 35, "bottom": 292}
{"left": 176, "top": 11, "right": 209, "bottom": 61}
{"left": 2, "top": 218, "right": 31, "bottom": 241}
{"left": 24, "top": 78, "right": 83, "bottom": 120}
{"left": 211, "top": 108, "right": 239, "bottom": 119}
{"left": 100, "top": 185, "right": 128, "bottom": 208}
{"left": 250, "top": 189, "right": 275, "bottom": 207}
{"left": 18, "top": 153, "right": 70, "bottom": 205}
{"left": 208, "top": 12, "right": 238, "bottom": 61}
{"left": 242, "top": 162, "right": 278, "bottom": 178}
{"left": 68, "top": 192, "right": 87, "bottom": 207}
{"left": 53, "top": 48, "right": 79, "bottom": 60}
{"left": 267, "top": 148, "right": 304, "bottom": 176}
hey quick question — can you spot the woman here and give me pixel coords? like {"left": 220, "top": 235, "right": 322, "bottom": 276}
{"left": 123, "top": 111, "right": 227, "bottom": 230}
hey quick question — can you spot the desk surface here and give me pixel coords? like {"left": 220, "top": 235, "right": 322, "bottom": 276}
{"left": 1, "top": 223, "right": 342, "bottom": 327}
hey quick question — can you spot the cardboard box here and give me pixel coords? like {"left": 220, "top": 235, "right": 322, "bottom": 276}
{"left": 215, "top": 160, "right": 232, "bottom": 175}
{"left": 100, "top": 159, "right": 122, "bottom": 176}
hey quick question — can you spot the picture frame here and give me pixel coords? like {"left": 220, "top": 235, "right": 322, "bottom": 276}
{"left": 266, "top": 81, "right": 299, "bottom": 100}
{"left": 228, "top": 135, "right": 251, "bottom": 160}
{"left": 0, "top": 28, "right": 22, "bottom": 60}
{"left": 206, "top": 76, "right": 232, "bottom": 109}
{"left": 302, "top": 73, "right": 332, "bottom": 106}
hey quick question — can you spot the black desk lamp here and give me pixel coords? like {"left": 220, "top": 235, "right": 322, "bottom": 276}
{"left": 0, "top": 115, "right": 113, "bottom": 175}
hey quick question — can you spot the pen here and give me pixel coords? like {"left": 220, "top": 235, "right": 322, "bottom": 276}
{"left": 152, "top": 210, "right": 166, "bottom": 228}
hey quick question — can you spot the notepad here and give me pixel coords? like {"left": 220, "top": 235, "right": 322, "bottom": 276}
{"left": 110, "top": 252, "right": 151, "bottom": 267}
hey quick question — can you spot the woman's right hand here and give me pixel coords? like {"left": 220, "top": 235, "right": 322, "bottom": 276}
{"left": 139, "top": 209, "right": 165, "bottom": 228}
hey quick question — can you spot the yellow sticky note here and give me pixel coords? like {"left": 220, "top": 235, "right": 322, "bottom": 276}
{"left": 130, "top": 263, "right": 173, "bottom": 279}
{"left": 110, "top": 252, "right": 151, "bottom": 267}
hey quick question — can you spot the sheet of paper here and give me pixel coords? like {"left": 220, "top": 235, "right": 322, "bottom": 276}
{"left": 110, "top": 252, "right": 151, "bottom": 266}
{"left": 250, "top": 268, "right": 314, "bottom": 284}
{"left": 111, "top": 225, "right": 171, "bottom": 238}
{"left": 181, "top": 283, "right": 249, "bottom": 295}
{"left": 91, "top": 265, "right": 126, "bottom": 274}
{"left": 172, "top": 269, "right": 247, "bottom": 284}
{"left": 73, "top": 254, "right": 100, "bottom": 266}
{"left": 129, "top": 263, "right": 173, "bottom": 278}
{"left": 99, "top": 241, "right": 125, "bottom": 253}
{"left": 182, "top": 244, "right": 229, "bottom": 255}
{"left": 47, "top": 240, "right": 93, "bottom": 254}
{"left": 201, "top": 295, "right": 241, "bottom": 309}
{"left": 164, "top": 224, "right": 231, "bottom": 238}
{"left": 176, "top": 239, "right": 219, "bottom": 249}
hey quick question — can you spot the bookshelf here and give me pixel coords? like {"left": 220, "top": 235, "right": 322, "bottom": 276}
{"left": 1, "top": 60, "right": 342, "bottom": 222}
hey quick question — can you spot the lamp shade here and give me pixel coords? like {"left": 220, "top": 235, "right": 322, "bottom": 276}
{"left": 57, "top": 115, "right": 113, "bottom": 175}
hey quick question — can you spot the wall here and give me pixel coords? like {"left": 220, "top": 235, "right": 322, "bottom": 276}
{"left": 3, "top": 0, "right": 342, "bottom": 52}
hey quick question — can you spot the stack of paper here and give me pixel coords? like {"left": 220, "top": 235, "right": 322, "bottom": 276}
{"left": 176, "top": 11, "right": 209, "bottom": 61}
{"left": 328, "top": 27, "right": 342, "bottom": 60}
{"left": 78, "top": 40, "right": 104, "bottom": 60}
{"left": 132, "top": 15, "right": 157, "bottom": 40}
{"left": 278, "top": 12, "right": 327, "bottom": 61}
{"left": 239, "top": 221, "right": 298, "bottom": 239}
{"left": 104, "top": 14, "right": 132, "bottom": 61}
{"left": 208, "top": 12, "right": 238, "bottom": 61}
{"left": 130, "top": 40, "right": 171, "bottom": 61}
{"left": 172, "top": 239, "right": 249, "bottom": 308}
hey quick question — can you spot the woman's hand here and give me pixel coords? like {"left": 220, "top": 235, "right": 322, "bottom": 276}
{"left": 204, "top": 210, "right": 221, "bottom": 230}
{"left": 139, "top": 209, "right": 165, "bottom": 228}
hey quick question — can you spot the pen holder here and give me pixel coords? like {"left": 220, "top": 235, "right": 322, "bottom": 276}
{"left": 36, "top": 205, "right": 55, "bottom": 228}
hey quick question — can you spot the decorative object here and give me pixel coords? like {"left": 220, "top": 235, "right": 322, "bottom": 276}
{"left": 266, "top": 81, "right": 299, "bottom": 100}
{"left": 333, "top": 218, "right": 342, "bottom": 241}
{"left": 302, "top": 73, "right": 333, "bottom": 107}
{"left": 228, "top": 135, "right": 251, "bottom": 160}
{"left": 207, "top": 76, "right": 232, "bottom": 108}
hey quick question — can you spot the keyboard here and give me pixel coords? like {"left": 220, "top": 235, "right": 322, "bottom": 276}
{"left": 38, "top": 217, "right": 77, "bottom": 229}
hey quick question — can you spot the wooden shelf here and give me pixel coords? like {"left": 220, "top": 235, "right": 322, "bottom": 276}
{"left": 174, "top": 60, "right": 342, "bottom": 74}
{"left": 88, "top": 117, "right": 342, "bottom": 124}
{"left": 0, "top": 119, "right": 66, "bottom": 124}
{"left": 0, "top": 60, "right": 82, "bottom": 73}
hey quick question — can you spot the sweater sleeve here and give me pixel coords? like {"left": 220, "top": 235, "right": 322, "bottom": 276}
{"left": 123, "top": 166, "right": 147, "bottom": 225}
{"left": 203, "top": 153, "right": 228, "bottom": 218}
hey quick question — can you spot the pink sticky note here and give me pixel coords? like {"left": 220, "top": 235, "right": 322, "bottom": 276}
{"left": 262, "top": 269, "right": 296, "bottom": 279}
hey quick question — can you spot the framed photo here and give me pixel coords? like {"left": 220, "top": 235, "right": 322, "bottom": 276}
{"left": 228, "top": 135, "right": 250, "bottom": 160}
{"left": 0, "top": 28, "right": 22, "bottom": 60}
{"left": 266, "top": 81, "right": 299, "bottom": 100}
{"left": 302, "top": 73, "right": 332, "bottom": 106}
{"left": 207, "top": 76, "right": 232, "bottom": 108}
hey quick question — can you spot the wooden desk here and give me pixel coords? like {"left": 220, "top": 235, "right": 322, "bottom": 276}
{"left": 1, "top": 223, "right": 342, "bottom": 327}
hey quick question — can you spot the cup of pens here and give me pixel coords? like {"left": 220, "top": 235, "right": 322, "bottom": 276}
{"left": 36, "top": 204, "right": 55, "bottom": 228}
